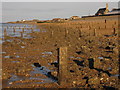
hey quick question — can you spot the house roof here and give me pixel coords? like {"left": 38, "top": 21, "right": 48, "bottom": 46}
{"left": 97, "top": 8, "right": 106, "bottom": 12}
{"left": 111, "top": 8, "right": 120, "bottom": 12}
{"left": 95, "top": 8, "right": 106, "bottom": 15}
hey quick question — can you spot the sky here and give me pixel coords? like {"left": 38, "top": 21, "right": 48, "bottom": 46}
{"left": 2, "top": 2, "right": 119, "bottom": 22}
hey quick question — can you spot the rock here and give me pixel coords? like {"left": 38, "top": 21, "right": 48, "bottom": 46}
{"left": 94, "top": 58, "right": 101, "bottom": 69}
{"left": 88, "top": 76, "right": 100, "bottom": 85}
{"left": 101, "top": 73, "right": 109, "bottom": 78}
{"left": 113, "top": 47, "right": 118, "bottom": 54}
{"left": 51, "top": 71, "right": 58, "bottom": 77}
{"left": 72, "top": 79, "right": 86, "bottom": 87}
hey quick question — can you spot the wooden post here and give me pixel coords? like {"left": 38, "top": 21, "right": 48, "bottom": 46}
{"left": 4, "top": 28, "right": 7, "bottom": 37}
{"left": 51, "top": 30, "right": 53, "bottom": 37}
{"left": 94, "top": 29, "right": 96, "bottom": 36}
{"left": 79, "top": 29, "right": 81, "bottom": 37}
{"left": 89, "top": 26, "right": 91, "bottom": 30}
{"left": 20, "top": 32, "right": 23, "bottom": 38}
{"left": 81, "top": 24, "right": 82, "bottom": 28}
{"left": 22, "top": 28, "right": 24, "bottom": 32}
{"left": 58, "top": 47, "right": 68, "bottom": 85}
{"left": 113, "top": 28, "right": 116, "bottom": 35}
{"left": 13, "top": 28, "right": 16, "bottom": 33}
{"left": 105, "top": 19, "right": 106, "bottom": 23}
{"left": 65, "top": 29, "right": 68, "bottom": 37}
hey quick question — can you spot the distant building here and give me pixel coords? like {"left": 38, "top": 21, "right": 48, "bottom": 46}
{"left": 21, "top": 20, "right": 26, "bottom": 22}
{"left": 106, "top": 8, "right": 120, "bottom": 15}
{"left": 52, "top": 18, "right": 61, "bottom": 22}
{"left": 95, "top": 3, "right": 109, "bottom": 16}
{"left": 51, "top": 18, "right": 68, "bottom": 22}
{"left": 32, "top": 19, "right": 40, "bottom": 22}
{"left": 70, "top": 16, "right": 80, "bottom": 20}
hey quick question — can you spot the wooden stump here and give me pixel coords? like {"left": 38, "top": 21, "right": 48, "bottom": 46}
{"left": 4, "top": 28, "right": 7, "bottom": 37}
{"left": 58, "top": 47, "right": 68, "bottom": 85}
{"left": 22, "top": 28, "right": 25, "bottom": 32}
{"left": 13, "top": 28, "right": 16, "bottom": 33}
{"left": 20, "top": 32, "right": 23, "bottom": 38}
{"left": 94, "top": 29, "right": 96, "bottom": 36}
{"left": 65, "top": 29, "right": 68, "bottom": 37}
{"left": 51, "top": 30, "right": 53, "bottom": 37}
{"left": 79, "top": 29, "right": 82, "bottom": 37}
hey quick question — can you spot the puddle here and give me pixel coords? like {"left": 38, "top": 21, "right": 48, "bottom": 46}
{"left": 41, "top": 52, "right": 53, "bottom": 57}
{"left": 21, "top": 46, "right": 25, "bottom": 48}
{"left": 42, "top": 52, "right": 53, "bottom": 55}
{"left": 31, "top": 65, "right": 51, "bottom": 75}
{"left": 98, "top": 57, "right": 104, "bottom": 59}
{"left": 15, "top": 55, "right": 20, "bottom": 58}
{"left": 11, "top": 61, "right": 20, "bottom": 63}
{"left": 0, "top": 52, "right": 6, "bottom": 54}
{"left": 111, "top": 74, "right": 119, "bottom": 77}
{"left": 4, "top": 56, "right": 10, "bottom": 58}
{"left": 9, "top": 75, "right": 23, "bottom": 82}
{"left": 107, "top": 67, "right": 112, "bottom": 70}
{"left": 31, "top": 64, "right": 57, "bottom": 82}
{"left": 69, "top": 56, "right": 74, "bottom": 59}
{"left": 69, "top": 56, "right": 82, "bottom": 59}
{"left": 6, "top": 64, "right": 57, "bottom": 87}
{"left": 6, "top": 39, "right": 13, "bottom": 42}
{"left": 7, "top": 74, "right": 25, "bottom": 86}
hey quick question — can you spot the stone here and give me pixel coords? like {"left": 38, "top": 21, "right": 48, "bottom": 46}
{"left": 51, "top": 71, "right": 58, "bottom": 77}
{"left": 88, "top": 76, "right": 100, "bottom": 85}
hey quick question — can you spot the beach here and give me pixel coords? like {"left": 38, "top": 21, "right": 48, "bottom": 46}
{"left": 2, "top": 15, "right": 120, "bottom": 88}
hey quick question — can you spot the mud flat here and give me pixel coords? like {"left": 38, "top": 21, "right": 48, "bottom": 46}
{"left": 2, "top": 16, "right": 120, "bottom": 89}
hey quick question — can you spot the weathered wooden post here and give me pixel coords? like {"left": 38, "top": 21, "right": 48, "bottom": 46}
{"left": 105, "top": 19, "right": 106, "bottom": 23}
{"left": 58, "top": 47, "right": 68, "bottom": 85}
{"left": 51, "top": 30, "right": 53, "bottom": 37}
{"left": 22, "top": 28, "right": 24, "bottom": 33}
{"left": 79, "top": 29, "right": 82, "bottom": 37}
{"left": 94, "top": 29, "right": 96, "bottom": 36}
{"left": 104, "top": 19, "right": 106, "bottom": 29}
{"left": 13, "top": 27, "right": 16, "bottom": 33}
{"left": 65, "top": 29, "right": 68, "bottom": 37}
{"left": 4, "top": 28, "right": 7, "bottom": 39}
{"left": 81, "top": 24, "right": 82, "bottom": 28}
{"left": 20, "top": 32, "right": 23, "bottom": 38}
{"left": 113, "top": 28, "right": 116, "bottom": 35}
{"left": 89, "top": 26, "right": 91, "bottom": 30}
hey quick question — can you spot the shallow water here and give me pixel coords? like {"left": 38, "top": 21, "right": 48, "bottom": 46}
{"left": 0, "top": 23, "right": 40, "bottom": 43}
{"left": 5, "top": 64, "right": 57, "bottom": 87}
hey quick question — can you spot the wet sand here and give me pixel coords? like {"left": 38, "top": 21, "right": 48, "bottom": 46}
{"left": 2, "top": 16, "right": 120, "bottom": 89}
